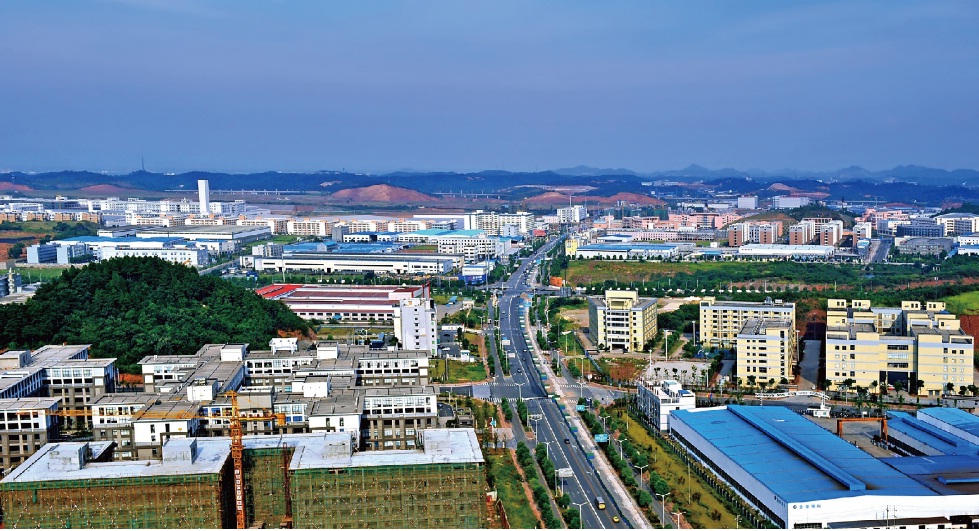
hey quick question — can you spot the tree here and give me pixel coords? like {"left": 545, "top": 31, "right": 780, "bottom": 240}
{"left": 822, "top": 379, "right": 833, "bottom": 392}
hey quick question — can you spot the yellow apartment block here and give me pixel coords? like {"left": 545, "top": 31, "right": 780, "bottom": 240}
{"left": 736, "top": 319, "right": 797, "bottom": 386}
{"left": 699, "top": 297, "right": 797, "bottom": 348}
{"left": 825, "top": 299, "right": 974, "bottom": 397}
{"left": 588, "top": 289, "right": 657, "bottom": 352}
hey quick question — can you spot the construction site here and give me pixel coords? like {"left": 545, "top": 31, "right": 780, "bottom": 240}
{"left": 0, "top": 429, "right": 487, "bottom": 529}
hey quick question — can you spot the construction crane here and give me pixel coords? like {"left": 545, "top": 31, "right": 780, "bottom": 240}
{"left": 44, "top": 391, "right": 287, "bottom": 530}
{"left": 837, "top": 416, "right": 888, "bottom": 442}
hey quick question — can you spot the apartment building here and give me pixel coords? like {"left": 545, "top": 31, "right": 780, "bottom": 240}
{"left": 286, "top": 219, "right": 333, "bottom": 237}
{"left": 587, "top": 289, "right": 658, "bottom": 352}
{"left": 436, "top": 234, "right": 505, "bottom": 262}
{"left": 237, "top": 216, "right": 289, "bottom": 235}
{"left": 557, "top": 205, "right": 588, "bottom": 224}
{"left": 737, "top": 196, "right": 759, "bottom": 209}
{"left": 736, "top": 319, "right": 796, "bottom": 386}
{"left": 698, "top": 297, "right": 797, "bottom": 349}
{"left": 825, "top": 299, "right": 974, "bottom": 396}
{"left": 935, "top": 213, "right": 979, "bottom": 236}
{"left": 727, "top": 221, "right": 783, "bottom": 246}
{"left": 463, "top": 210, "right": 534, "bottom": 235}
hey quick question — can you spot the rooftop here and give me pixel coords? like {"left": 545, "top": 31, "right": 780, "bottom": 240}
{"left": 672, "top": 405, "right": 935, "bottom": 502}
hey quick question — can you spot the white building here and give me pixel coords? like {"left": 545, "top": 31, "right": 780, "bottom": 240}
{"left": 771, "top": 196, "right": 811, "bottom": 209}
{"left": 736, "top": 243, "right": 835, "bottom": 260}
{"left": 935, "top": 213, "right": 979, "bottom": 236}
{"left": 556, "top": 205, "right": 588, "bottom": 224}
{"left": 394, "top": 298, "right": 438, "bottom": 356}
{"left": 737, "top": 196, "right": 759, "bottom": 209}
{"left": 99, "top": 246, "right": 210, "bottom": 267}
{"left": 636, "top": 379, "right": 696, "bottom": 431}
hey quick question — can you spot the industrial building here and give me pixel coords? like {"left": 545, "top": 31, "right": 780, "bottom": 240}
{"left": 735, "top": 243, "right": 836, "bottom": 260}
{"left": 573, "top": 242, "right": 690, "bottom": 260}
{"left": 0, "top": 429, "right": 485, "bottom": 529}
{"left": 588, "top": 289, "right": 657, "bottom": 352}
{"left": 699, "top": 297, "right": 797, "bottom": 349}
{"left": 825, "top": 299, "right": 974, "bottom": 397}
{"left": 256, "top": 284, "right": 438, "bottom": 356}
{"left": 246, "top": 252, "right": 461, "bottom": 276}
{"left": 671, "top": 405, "right": 979, "bottom": 529}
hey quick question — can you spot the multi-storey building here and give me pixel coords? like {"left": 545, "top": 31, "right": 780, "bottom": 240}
{"left": 361, "top": 386, "right": 437, "bottom": 450}
{"left": 557, "top": 205, "right": 588, "bottom": 224}
{"left": 463, "top": 210, "right": 534, "bottom": 235}
{"left": 0, "top": 398, "right": 60, "bottom": 473}
{"left": 699, "top": 297, "right": 796, "bottom": 349}
{"left": 825, "top": 299, "right": 974, "bottom": 396}
{"left": 286, "top": 219, "right": 333, "bottom": 237}
{"left": 771, "top": 196, "right": 811, "bottom": 209}
{"left": 587, "top": 289, "right": 657, "bottom": 352}
{"left": 935, "top": 213, "right": 979, "bottom": 236}
{"left": 636, "top": 379, "right": 696, "bottom": 431}
{"left": 735, "top": 319, "right": 796, "bottom": 386}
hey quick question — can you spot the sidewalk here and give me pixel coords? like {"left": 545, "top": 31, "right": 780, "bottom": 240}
{"left": 523, "top": 303, "right": 654, "bottom": 529}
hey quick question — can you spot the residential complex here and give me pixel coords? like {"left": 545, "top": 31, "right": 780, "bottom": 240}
{"left": 698, "top": 297, "right": 797, "bottom": 349}
{"left": 825, "top": 299, "right": 974, "bottom": 396}
{"left": 587, "top": 289, "right": 657, "bottom": 351}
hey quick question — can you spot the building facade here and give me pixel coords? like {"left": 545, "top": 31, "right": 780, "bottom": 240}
{"left": 588, "top": 289, "right": 658, "bottom": 351}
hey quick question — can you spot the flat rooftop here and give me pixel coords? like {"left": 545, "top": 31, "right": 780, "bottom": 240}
{"left": 1, "top": 429, "right": 483, "bottom": 484}
{"left": 672, "top": 405, "right": 935, "bottom": 503}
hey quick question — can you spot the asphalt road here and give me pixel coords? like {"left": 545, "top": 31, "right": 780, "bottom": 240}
{"left": 489, "top": 238, "right": 629, "bottom": 529}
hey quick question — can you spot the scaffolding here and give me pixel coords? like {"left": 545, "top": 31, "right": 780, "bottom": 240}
{"left": 0, "top": 463, "right": 236, "bottom": 529}
{"left": 290, "top": 462, "right": 485, "bottom": 529}
{"left": 243, "top": 447, "right": 294, "bottom": 528}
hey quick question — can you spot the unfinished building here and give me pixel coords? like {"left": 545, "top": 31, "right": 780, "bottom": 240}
{"left": 0, "top": 429, "right": 486, "bottom": 529}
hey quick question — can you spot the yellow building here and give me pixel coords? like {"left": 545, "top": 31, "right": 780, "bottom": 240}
{"left": 588, "top": 289, "right": 657, "bottom": 352}
{"left": 736, "top": 319, "right": 797, "bottom": 386}
{"left": 825, "top": 299, "right": 974, "bottom": 396}
{"left": 699, "top": 297, "right": 797, "bottom": 349}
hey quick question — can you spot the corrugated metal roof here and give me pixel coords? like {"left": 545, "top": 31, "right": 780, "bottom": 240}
{"left": 920, "top": 408, "right": 979, "bottom": 438}
{"left": 673, "top": 405, "right": 936, "bottom": 502}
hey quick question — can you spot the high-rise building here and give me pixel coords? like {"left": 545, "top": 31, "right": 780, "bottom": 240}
{"left": 197, "top": 180, "right": 211, "bottom": 215}
{"left": 736, "top": 319, "right": 797, "bottom": 386}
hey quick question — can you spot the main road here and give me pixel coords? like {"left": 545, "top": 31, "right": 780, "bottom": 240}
{"left": 488, "top": 238, "right": 635, "bottom": 529}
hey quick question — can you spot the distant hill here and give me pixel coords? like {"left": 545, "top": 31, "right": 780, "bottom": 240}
{"left": 330, "top": 184, "right": 437, "bottom": 203}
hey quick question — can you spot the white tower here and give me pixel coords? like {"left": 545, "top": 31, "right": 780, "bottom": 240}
{"left": 197, "top": 179, "right": 211, "bottom": 215}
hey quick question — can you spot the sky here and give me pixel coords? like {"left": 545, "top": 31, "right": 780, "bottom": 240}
{"left": 1, "top": 1, "right": 978, "bottom": 174}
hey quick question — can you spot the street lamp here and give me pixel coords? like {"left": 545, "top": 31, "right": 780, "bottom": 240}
{"left": 656, "top": 492, "right": 671, "bottom": 529}
{"left": 599, "top": 414, "right": 610, "bottom": 433}
{"left": 663, "top": 330, "right": 672, "bottom": 362}
{"left": 673, "top": 512, "right": 683, "bottom": 529}
{"left": 636, "top": 464, "right": 649, "bottom": 492}
{"left": 571, "top": 501, "right": 587, "bottom": 530}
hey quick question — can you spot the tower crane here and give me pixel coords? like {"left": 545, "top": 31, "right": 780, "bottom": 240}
{"left": 42, "top": 391, "right": 288, "bottom": 529}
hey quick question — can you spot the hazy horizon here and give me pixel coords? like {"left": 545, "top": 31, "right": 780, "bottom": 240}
{"left": 2, "top": 1, "right": 977, "bottom": 174}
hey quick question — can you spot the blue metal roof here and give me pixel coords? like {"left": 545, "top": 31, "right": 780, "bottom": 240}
{"left": 888, "top": 411, "right": 979, "bottom": 456}
{"left": 579, "top": 243, "right": 679, "bottom": 252}
{"left": 672, "top": 405, "right": 936, "bottom": 502}
{"left": 61, "top": 236, "right": 183, "bottom": 244}
{"left": 919, "top": 408, "right": 979, "bottom": 439}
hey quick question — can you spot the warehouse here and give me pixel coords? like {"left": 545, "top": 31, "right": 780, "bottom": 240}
{"left": 670, "top": 405, "right": 979, "bottom": 529}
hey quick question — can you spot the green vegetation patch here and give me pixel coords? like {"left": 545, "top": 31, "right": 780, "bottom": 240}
{"left": 943, "top": 290, "right": 979, "bottom": 316}
{"left": 432, "top": 359, "right": 487, "bottom": 384}
{"left": 0, "top": 257, "right": 308, "bottom": 373}
{"left": 485, "top": 452, "right": 539, "bottom": 529}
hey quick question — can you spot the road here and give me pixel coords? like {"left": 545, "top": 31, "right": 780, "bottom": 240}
{"left": 488, "top": 238, "right": 634, "bottom": 529}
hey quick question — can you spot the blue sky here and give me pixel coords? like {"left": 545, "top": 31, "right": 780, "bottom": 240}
{"left": 1, "top": 1, "right": 977, "bottom": 174}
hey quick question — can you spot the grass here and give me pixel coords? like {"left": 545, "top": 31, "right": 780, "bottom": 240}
{"left": 567, "top": 260, "right": 730, "bottom": 285}
{"left": 17, "top": 266, "right": 74, "bottom": 283}
{"left": 432, "top": 359, "right": 488, "bottom": 384}
{"left": 609, "top": 407, "right": 740, "bottom": 529}
{"left": 464, "top": 332, "right": 484, "bottom": 355}
{"left": 943, "top": 290, "right": 979, "bottom": 315}
{"left": 485, "top": 452, "right": 539, "bottom": 529}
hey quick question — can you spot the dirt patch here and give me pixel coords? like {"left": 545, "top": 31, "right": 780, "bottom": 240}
{"left": 559, "top": 308, "right": 589, "bottom": 328}
{"left": 330, "top": 184, "right": 438, "bottom": 203}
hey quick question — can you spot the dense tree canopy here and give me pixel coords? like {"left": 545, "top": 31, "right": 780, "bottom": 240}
{"left": 0, "top": 257, "right": 309, "bottom": 373}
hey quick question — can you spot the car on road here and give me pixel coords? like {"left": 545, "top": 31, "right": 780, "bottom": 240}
{"left": 563, "top": 438, "right": 570, "bottom": 444}
{"left": 612, "top": 515, "right": 620, "bottom": 523}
